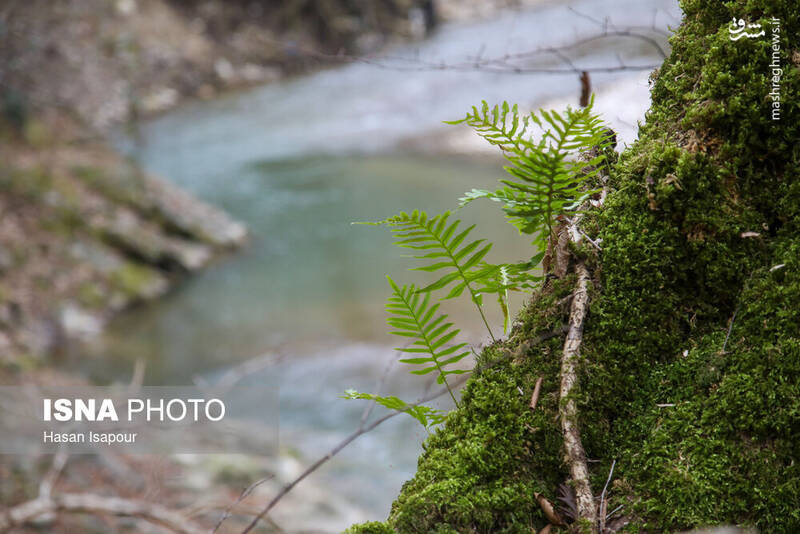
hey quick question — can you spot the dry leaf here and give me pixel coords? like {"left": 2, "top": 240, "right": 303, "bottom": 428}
{"left": 534, "top": 492, "right": 565, "bottom": 526}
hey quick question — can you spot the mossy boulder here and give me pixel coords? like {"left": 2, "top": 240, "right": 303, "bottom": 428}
{"left": 350, "top": 0, "right": 799, "bottom": 532}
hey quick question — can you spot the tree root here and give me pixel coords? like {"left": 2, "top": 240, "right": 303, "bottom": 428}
{"left": 553, "top": 145, "right": 612, "bottom": 532}
{"left": 559, "top": 257, "right": 597, "bottom": 530}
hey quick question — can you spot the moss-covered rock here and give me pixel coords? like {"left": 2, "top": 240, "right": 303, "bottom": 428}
{"left": 352, "top": 0, "right": 799, "bottom": 532}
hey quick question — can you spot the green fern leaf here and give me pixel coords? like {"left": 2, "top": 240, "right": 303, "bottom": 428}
{"left": 366, "top": 210, "right": 501, "bottom": 340}
{"left": 450, "top": 95, "right": 612, "bottom": 252}
{"left": 385, "top": 276, "right": 470, "bottom": 404}
{"left": 341, "top": 390, "right": 446, "bottom": 430}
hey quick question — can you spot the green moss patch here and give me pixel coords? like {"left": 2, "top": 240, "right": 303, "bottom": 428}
{"left": 351, "top": 0, "right": 799, "bottom": 532}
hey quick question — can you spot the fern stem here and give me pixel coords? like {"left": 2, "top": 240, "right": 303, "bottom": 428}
{"left": 475, "top": 303, "right": 496, "bottom": 344}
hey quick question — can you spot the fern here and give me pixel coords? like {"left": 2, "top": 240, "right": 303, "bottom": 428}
{"left": 364, "top": 210, "right": 508, "bottom": 341}
{"left": 341, "top": 390, "right": 446, "bottom": 431}
{"left": 466, "top": 260, "right": 542, "bottom": 334}
{"left": 344, "top": 99, "right": 610, "bottom": 431}
{"left": 447, "top": 96, "right": 611, "bottom": 252}
{"left": 385, "top": 276, "right": 470, "bottom": 405}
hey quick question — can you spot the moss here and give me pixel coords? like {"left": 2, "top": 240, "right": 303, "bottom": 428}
{"left": 620, "top": 242, "right": 800, "bottom": 532}
{"left": 358, "top": 0, "right": 799, "bottom": 532}
{"left": 21, "top": 118, "right": 52, "bottom": 148}
{"left": 109, "top": 262, "right": 164, "bottom": 300}
{"left": 0, "top": 166, "right": 52, "bottom": 199}
{"left": 345, "top": 521, "right": 396, "bottom": 534}
{"left": 363, "top": 280, "right": 575, "bottom": 534}
{"left": 76, "top": 281, "right": 107, "bottom": 309}
{"left": 72, "top": 165, "right": 136, "bottom": 204}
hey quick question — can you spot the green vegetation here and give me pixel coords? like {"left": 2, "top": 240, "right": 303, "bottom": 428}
{"left": 449, "top": 96, "right": 611, "bottom": 251}
{"left": 349, "top": 0, "right": 800, "bottom": 532}
{"left": 344, "top": 101, "right": 609, "bottom": 431}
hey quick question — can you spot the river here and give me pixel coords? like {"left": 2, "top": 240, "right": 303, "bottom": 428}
{"left": 71, "top": 0, "right": 679, "bottom": 530}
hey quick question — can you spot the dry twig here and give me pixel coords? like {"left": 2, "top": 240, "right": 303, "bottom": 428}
{"left": 598, "top": 459, "right": 616, "bottom": 532}
{"left": 559, "top": 255, "right": 597, "bottom": 527}
{"left": 241, "top": 374, "right": 469, "bottom": 534}
{"left": 530, "top": 377, "right": 544, "bottom": 411}
{"left": 211, "top": 477, "right": 273, "bottom": 534}
{"left": 534, "top": 492, "right": 565, "bottom": 526}
{"left": 0, "top": 493, "right": 204, "bottom": 534}
{"left": 553, "top": 145, "right": 612, "bottom": 531}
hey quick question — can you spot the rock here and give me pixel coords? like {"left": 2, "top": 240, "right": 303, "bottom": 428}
{"left": 214, "top": 58, "right": 235, "bottom": 82}
{"left": 239, "top": 63, "right": 280, "bottom": 84}
{"left": 0, "top": 330, "right": 12, "bottom": 352}
{"left": 143, "top": 175, "right": 247, "bottom": 248}
{"left": 140, "top": 87, "right": 180, "bottom": 114}
{"left": 98, "top": 209, "right": 214, "bottom": 271}
{"left": 196, "top": 83, "right": 216, "bottom": 100}
{"left": 0, "top": 245, "right": 13, "bottom": 273}
{"left": 59, "top": 304, "right": 103, "bottom": 338}
{"left": 115, "top": 0, "right": 137, "bottom": 16}
{"left": 17, "top": 317, "right": 63, "bottom": 356}
{"left": 69, "top": 241, "right": 124, "bottom": 274}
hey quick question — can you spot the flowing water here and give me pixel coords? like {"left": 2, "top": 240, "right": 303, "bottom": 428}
{"left": 71, "top": 0, "right": 679, "bottom": 529}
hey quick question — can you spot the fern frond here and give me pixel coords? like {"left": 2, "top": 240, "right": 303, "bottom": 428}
{"left": 445, "top": 100, "right": 531, "bottom": 153}
{"left": 386, "top": 276, "right": 470, "bottom": 405}
{"left": 450, "top": 95, "right": 612, "bottom": 252}
{"left": 367, "top": 210, "right": 498, "bottom": 340}
{"left": 341, "top": 390, "right": 446, "bottom": 430}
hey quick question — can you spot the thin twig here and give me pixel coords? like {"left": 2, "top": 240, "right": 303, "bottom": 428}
{"left": 211, "top": 477, "right": 273, "bottom": 534}
{"left": 598, "top": 459, "right": 616, "bottom": 532}
{"left": 529, "top": 377, "right": 544, "bottom": 411}
{"left": 129, "top": 358, "right": 146, "bottom": 393}
{"left": 38, "top": 449, "right": 68, "bottom": 500}
{"left": 194, "top": 350, "right": 286, "bottom": 393}
{"left": 580, "top": 229, "right": 603, "bottom": 251}
{"left": 559, "top": 258, "right": 597, "bottom": 526}
{"left": 240, "top": 376, "right": 469, "bottom": 534}
{"left": 721, "top": 306, "right": 739, "bottom": 353}
{"left": 606, "top": 504, "right": 624, "bottom": 520}
{"left": 555, "top": 148, "right": 611, "bottom": 531}
{"left": 361, "top": 353, "right": 397, "bottom": 427}
{"left": 0, "top": 493, "right": 205, "bottom": 534}
{"left": 599, "top": 459, "right": 616, "bottom": 509}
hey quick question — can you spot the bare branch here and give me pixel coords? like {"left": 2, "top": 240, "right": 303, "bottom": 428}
{"left": 361, "top": 355, "right": 397, "bottom": 427}
{"left": 211, "top": 477, "right": 274, "bottom": 534}
{"left": 598, "top": 459, "right": 617, "bottom": 532}
{"left": 250, "top": 17, "right": 668, "bottom": 77}
{"left": 240, "top": 375, "right": 468, "bottom": 534}
{"left": 38, "top": 449, "right": 68, "bottom": 500}
{"left": 559, "top": 256, "right": 597, "bottom": 527}
{"left": 554, "top": 144, "right": 613, "bottom": 531}
{"left": 194, "top": 350, "right": 285, "bottom": 393}
{"left": 0, "top": 493, "right": 205, "bottom": 534}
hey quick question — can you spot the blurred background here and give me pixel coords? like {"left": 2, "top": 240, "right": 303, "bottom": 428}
{"left": 0, "top": 0, "right": 679, "bottom": 532}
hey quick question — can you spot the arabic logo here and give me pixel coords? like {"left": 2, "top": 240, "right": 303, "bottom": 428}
{"left": 729, "top": 18, "right": 765, "bottom": 40}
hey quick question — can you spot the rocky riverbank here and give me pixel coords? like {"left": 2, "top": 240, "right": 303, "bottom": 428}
{"left": 0, "top": 125, "right": 247, "bottom": 363}
{"left": 0, "top": 0, "right": 436, "bottom": 363}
